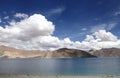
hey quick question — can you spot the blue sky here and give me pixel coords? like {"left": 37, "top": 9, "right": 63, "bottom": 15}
{"left": 0, "top": 0, "right": 120, "bottom": 41}
{"left": 0, "top": 0, "right": 120, "bottom": 50}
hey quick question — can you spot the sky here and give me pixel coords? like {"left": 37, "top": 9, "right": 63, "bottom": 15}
{"left": 0, "top": 0, "right": 120, "bottom": 51}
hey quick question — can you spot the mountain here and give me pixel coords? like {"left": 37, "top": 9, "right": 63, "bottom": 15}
{"left": 0, "top": 45, "right": 47, "bottom": 58}
{"left": 1, "top": 45, "right": 120, "bottom": 58}
{"left": 51, "top": 48, "right": 96, "bottom": 58}
{"left": 91, "top": 48, "right": 120, "bottom": 57}
{"left": 0, "top": 46, "right": 96, "bottom": 58}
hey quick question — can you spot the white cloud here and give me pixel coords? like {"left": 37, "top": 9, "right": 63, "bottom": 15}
{"left": 85, "top": 35, "right": 94, "bottom": 42}
{"left": 0, "top": 13, "right": 120, "bottom": 51}
{"left": 82, "top": 30, "right": 119, "bottom": 50}
{"left": 4, "top": 16, "right": 9, "bottom": 19}
{"left": 93, "top": 30, "right": 118, "bottom": 41}
{"left": 91, "top": 23, "right": 117, "bottom": 33}
{"left": 91, "top": 24, "right": 107, "bottom": 33}
{"left": 81, "top": 28, "right": 87, "bottom": 31}
{"left": 0, "top": 14, "right": 55, "bottom": 50}
{"left": 114, "top": 11, "right": 120, "bottom": 16}
{"left": 14, "top": 13, "right": 28, "bottom": 19}
{"left": 106, "top": 23, "right": 117, "bottom": 30}
{"left": 0, "top": 19, "right": 1, "bottom": 23}
{"left": 0, "top": 13, "right": 76, "bottom": 51}
{"left": 47, "top": 7, "right": 65, "bottom": 16}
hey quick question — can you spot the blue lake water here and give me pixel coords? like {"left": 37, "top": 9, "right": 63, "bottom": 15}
{"left": 0, "top": 58, "right": 120, "bottom": 75}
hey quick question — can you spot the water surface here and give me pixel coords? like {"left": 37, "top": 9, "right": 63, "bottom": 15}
{"left": 0, "top": 58, "right": 120, "bottom": 75}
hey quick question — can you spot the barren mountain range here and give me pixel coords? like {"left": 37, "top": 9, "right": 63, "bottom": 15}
{"left": 0, "top": 45, "right": 120, "bottom": 58}
{"left": 92, "top": 48, "right": 120, "bottom": 57}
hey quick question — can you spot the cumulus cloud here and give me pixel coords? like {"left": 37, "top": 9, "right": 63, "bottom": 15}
{"left": 0, "top": 14, "right": 55, "bottom": 50}
{"left": 0, "top": 13, "right": 76, "bottom": 50}
{"left": 14, "top": 13, "right": 28, "bottom": 19}
{"left": 0, "top": 13, "right": 120, "bottom": 51}
{"left": 82, "top": 30, "right": 119, "bottom": 50}
{"left": 93, "top": 30, "right": 118, "bottom": 41}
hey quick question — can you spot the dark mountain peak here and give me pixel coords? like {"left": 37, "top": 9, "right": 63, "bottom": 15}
{"left": 56, "top": 48, "right": 84, "bottom": 52}
{"left": 56, "top": 48, "right": 69, "bottom": 52}
{"left": 55, "top": 48, "right": 97, "bottom": 58}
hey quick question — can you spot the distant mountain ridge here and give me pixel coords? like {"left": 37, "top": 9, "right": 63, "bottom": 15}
{"left": 0, "top": 45, "right": 96, "bottom": 58}
{"left": 0, "top": 45, "right": 47, "bottom": 58}
{"left": 91, "top": 48, "right": 120, "bottom": 57}
{"left": 0, "top": 45, "right": 120, "bottom": 58}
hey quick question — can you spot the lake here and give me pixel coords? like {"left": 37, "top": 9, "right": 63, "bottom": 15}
{"left": 0, "top": 58, "right": 120, "bottom": 76}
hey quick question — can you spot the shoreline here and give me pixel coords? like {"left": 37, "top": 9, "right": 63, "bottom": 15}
{"left": 0, "top": 74, "right": 119, "bottom": 78}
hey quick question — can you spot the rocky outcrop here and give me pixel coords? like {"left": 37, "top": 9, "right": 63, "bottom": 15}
{"left": 92, "top": 48, "right": 120, "bottom": 57}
